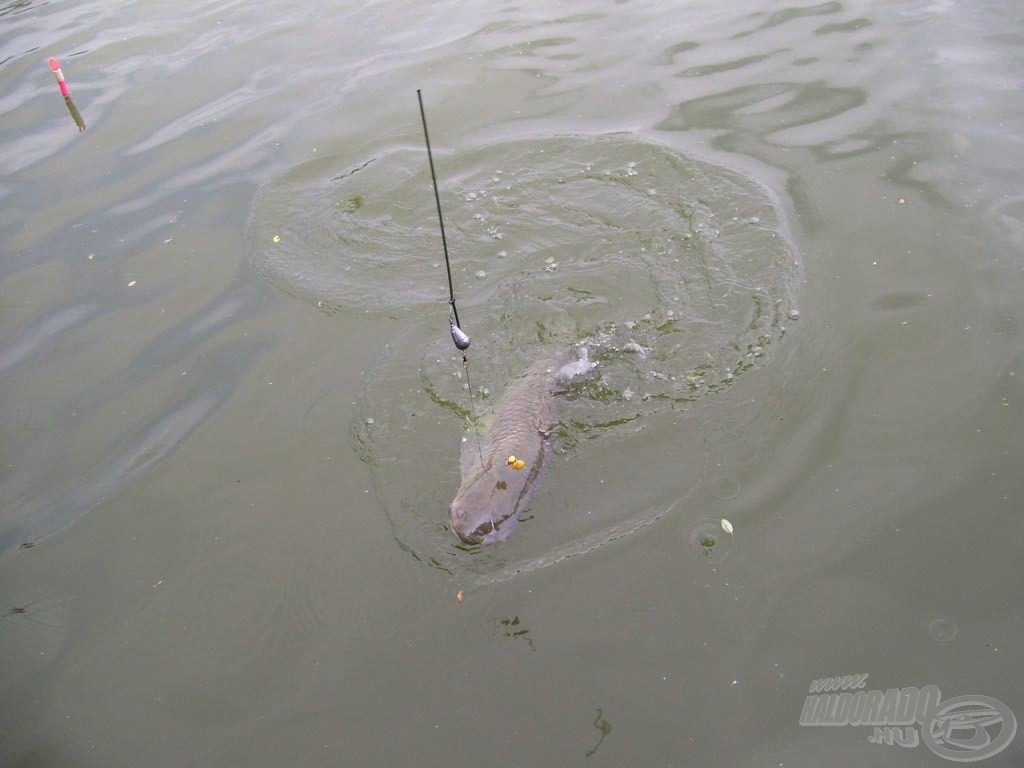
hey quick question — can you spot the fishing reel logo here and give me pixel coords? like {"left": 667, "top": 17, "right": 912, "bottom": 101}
{"left": 799, "top": 675, "right": 1016, "bottom": 762}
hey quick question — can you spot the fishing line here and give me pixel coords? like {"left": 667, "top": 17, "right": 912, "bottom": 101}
{"left": 417, "top": 90, "right": 486, "bottom": 471}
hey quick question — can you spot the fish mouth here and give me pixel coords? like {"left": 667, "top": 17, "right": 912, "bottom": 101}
{"left": 455, "top": 521, "right": 492, "bottom": 545}
{"left": 450, "top": 507, "right": 515, "bottom": 545}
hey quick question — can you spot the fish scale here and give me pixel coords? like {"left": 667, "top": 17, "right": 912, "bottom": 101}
{"left": 449, "top": 351, "right": 572, "bottom": 544}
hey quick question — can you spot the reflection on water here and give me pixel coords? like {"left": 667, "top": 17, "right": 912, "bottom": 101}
{"left": 0, "top": 390, "right": 223, "bottom": 551}
{"left": 0, "top": 302, "right": 97, "bottom": 376}
{"left": 1, "top": 0, "right": 1023, "bottom": 764}
{"left": 331, "top": 133, "right": 798, "bottom": 584}
{"left": 0, "top": 335, "right": 266, "bottom": 553}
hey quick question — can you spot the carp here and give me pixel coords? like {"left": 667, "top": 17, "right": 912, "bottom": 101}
{"left": 449, "top": 349, "right": 595, "bottom": 544}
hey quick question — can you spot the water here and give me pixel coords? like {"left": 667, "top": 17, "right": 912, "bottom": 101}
{"left": 2, "top": 0, "right": 1023, "bottom": 765}
{"left": 310, "top": 133, "right": 801, "bottom": 581}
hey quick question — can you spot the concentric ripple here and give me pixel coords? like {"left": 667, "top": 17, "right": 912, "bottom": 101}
{"left": 255, "top": 133, "right": 800, "bottom": 583}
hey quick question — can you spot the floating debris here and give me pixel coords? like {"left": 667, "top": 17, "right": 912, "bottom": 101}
{"left": 621, "top": 341, "right": 647, "bottom": 357}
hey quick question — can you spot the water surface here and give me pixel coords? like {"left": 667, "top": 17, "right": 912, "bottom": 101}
{"left": 1, "top": 0, "right": 1022, "bottom": 765}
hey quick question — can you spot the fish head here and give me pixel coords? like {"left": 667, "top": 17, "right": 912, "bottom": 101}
{"left": 449, "top": 461, "right": 530, "bottom": 545}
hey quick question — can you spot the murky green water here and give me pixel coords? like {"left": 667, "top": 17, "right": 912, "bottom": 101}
{"left": 2, "top": 0, "right": 1023, "bottom": 765}
{"left": 258, "top": 132, "right": 798, "bottom": 581}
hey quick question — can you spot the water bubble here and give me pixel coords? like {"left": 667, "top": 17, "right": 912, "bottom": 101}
{"left": 688, "top": 518, "right": 736, "bottom": 564}
{"left": 475, "top": 270, "right": 487, "bottom": 279}
{"left": 365, "top": 417, "right": 374, "bottom": 426}
{"left": 467, "top": 192, "right": 477, "bottom": 201}
{"left": 927, "top": 617, "right": 958, "bottom": 642}
{"left": 788, "top": 309, "right": 801, "bottom": 320}
{"left": 708, "top": 475, "right": 742, "bottom": 500}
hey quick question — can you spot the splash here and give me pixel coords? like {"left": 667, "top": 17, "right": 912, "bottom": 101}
{"left": 254, "top": 133, "right": 800, "bottom": 584}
